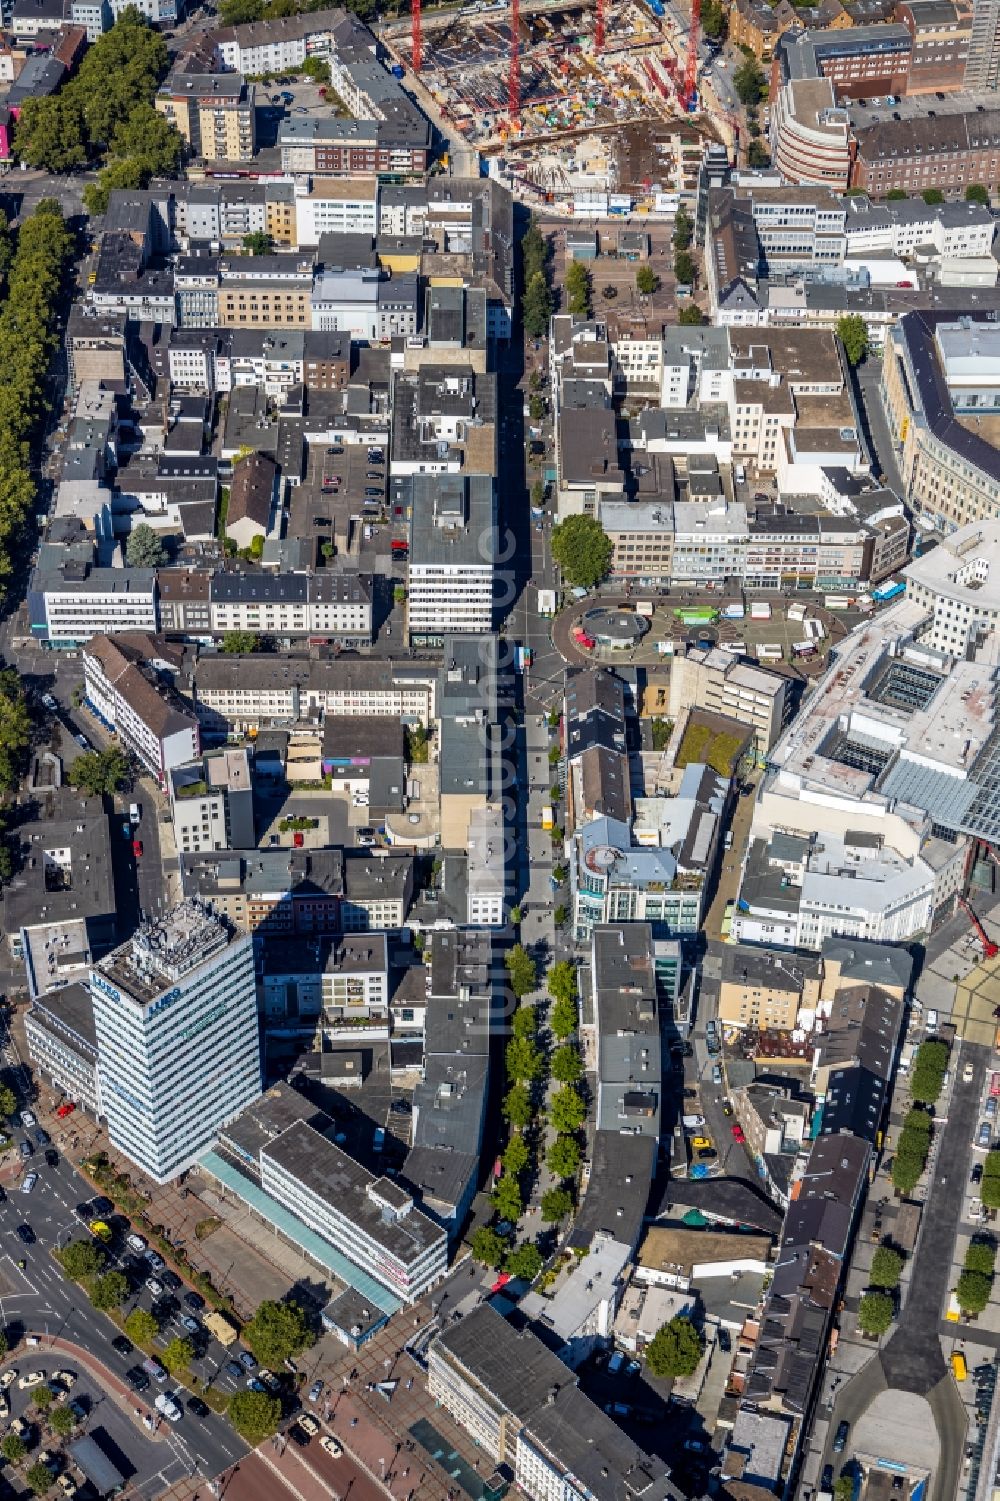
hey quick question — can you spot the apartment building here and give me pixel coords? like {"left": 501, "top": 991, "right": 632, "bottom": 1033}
{"left": 406, "top": 475, "right": 495, "bottom": 645}
{"left": 717, "top": 943, "right": 823, "bottom": 1030}
{"left": 83, "top": 633, "right": 199, "bottom": 789}
{"left": 278, "top": 116, "right": 430, "bottom": 177}
{"left": 212, "top": 7, "right": 347, "bottom": 73}
{"left": 190, "top": 656, "right": 436, "bottom": 734}
{"left": 882, "top": 310, "right": 1000, "bottom": 530}
{"left": 295, "top": 179, "right": 378, "bottom": 244}
{"left": 842, "top": 193, "right": 994, "bottom": 258}
{"left": 155, "top": 72, "right": 256, "bottom": 162}
{"left": 851, "top": 104, "right": 1000, "bottom": 193}
{"left": 261, "top": 1122, "right": 447, "bottom": 1301}
{"left": 666, "top": 647, "right": 788, "bottom": 752}
{"left": 91, "top": 901, "right": 259, "bottom": 1183}
{"left": 217, "top": 255, "right": 314, "bottom": 329}
{"left": 29, "top": 558, "right": 158, "bottom": 648}
{"left": 208, "top": 572, "right": 373, "bottom": 646}
{"left": 169, "top": 748, "right": 255, "bottom": 855}
{"left": 770, "top": 77, "right": 853, "bottom": 187}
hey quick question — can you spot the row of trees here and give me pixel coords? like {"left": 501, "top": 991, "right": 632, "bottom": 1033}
{"left": 956, "top": 1236, "right": 996, "bottom": 1318}
{"left": 220, "top": 0, "right": 374, "bottom": 29}
{"left": 522, "top": 218, "right": 553, "bottom": 339}
{"left": 0, "top": 203, "right": 75, "bottom": 596}
{"left": 981, "top": 1149, "right": 1000, "bottom": 1211}
{"left": 15, "top": 11, "right": 182, "bottom": 209}
{"left": 565, "top": 260, "right": 592, "bottom": 319}
{"left": 910, "top": 1038, "right": 950, "bottom": 1106}
{"left": 891, "top": 1105, "right": 932, "bottom": 1196}
{"left": 672, "top": 207, "right": 696, "bottom": 292}
{"left": 856, "top": 1242, "right": 905, "bottom": 1338}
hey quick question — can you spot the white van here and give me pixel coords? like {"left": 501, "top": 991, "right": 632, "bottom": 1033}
{"left": 927, "top": 1009, "right": 939, "bottom": 1031}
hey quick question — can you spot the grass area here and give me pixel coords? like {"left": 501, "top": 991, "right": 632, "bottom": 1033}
{"left": 194, "top": 1216, "right": 221, "bottom": 1241}
{"left": 675, "top": 722, "right": 745, "bottom": 776}
{"left": 189, "top": 1377, "right": 229, "bottom": 1414}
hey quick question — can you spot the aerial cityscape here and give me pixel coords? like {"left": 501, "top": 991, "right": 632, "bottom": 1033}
{"left": 0, "top": 0, "right": 994, "bottom": 1496}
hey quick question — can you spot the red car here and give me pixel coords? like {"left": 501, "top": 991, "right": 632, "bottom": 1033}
{"left": 132, "top": 839, "right": 143, "bottom": 858}
{"left": 731, "top": 1124, "right": 745, "bottom": 1143}
{"left": 56, "top": 1102, "right": 75, "bottom": 1119}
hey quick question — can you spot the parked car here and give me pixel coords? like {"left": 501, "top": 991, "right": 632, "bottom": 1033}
{"left": 833, "top": 1420, "right": 850, "bottom": 1454}
{"left": 321, "top": 1436, "right": 343, "bottom": 1457}
{"left": 34, "top": 1127, "right": 50, "bottom": 1146}
{"left": 21, "top": 1173, "right": 38, "bottom": 1194}
{"left": 19, "top": 1111, "right": 36, "bottom": 1129}
{"left": 112, "top": 1336, "right": 133, "bottom": 1357}
{"left": 308, "top": 1379, "right": 324, "bottom": 1403}
{"left": 297, "top": 1414, "right": 319, "bottom": 1437}
{"left": 125, "top": 1367, "right": 150, "bottom": 1392}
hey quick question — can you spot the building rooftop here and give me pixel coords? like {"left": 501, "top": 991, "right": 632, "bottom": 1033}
{"left": 95, "top": 899, "right": 234, "bottom": 1006}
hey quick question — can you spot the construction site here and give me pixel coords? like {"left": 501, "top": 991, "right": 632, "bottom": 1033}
{"left": 382, "top": 0, "right": 725, "bottom": 202}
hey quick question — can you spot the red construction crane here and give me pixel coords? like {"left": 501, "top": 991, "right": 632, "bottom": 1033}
{"left": 682, "top": 0, "right": 700, "bottom": 110}
{"left": 959, "top": 895, "right": 1000, "bottom": 960}
{"left": 508, "top": 0, "right": 520, "bottom": 126}
{"left": 595, "top": 0, "right": 605, "bottom": 52}
{"left": 412, "top": 0, "right": 422, "bottom": 73}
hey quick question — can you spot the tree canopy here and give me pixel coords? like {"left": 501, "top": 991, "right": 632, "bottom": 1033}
{"left": 471, "top": 1226, "right": 506, "bottom": 1267}
{"left": 125, "top": 522, "right": 167, "bottom": 568}
{"left": 857, "top": 1291, "right": 893, "bottom": 1336}
{"left": 228, "top": 1388, "right": 283, "bottom": 1444}
{"left": 551, "top": 1045, "right": 582, "bottom": 1084}
{"left": 547, "top": 1134, "right": 581, "bottom": 1179}
{"left": 68, "top": 746, "right": 131, "bottom": 797}
{"left": 503, "top": 1084, "right": 533, "bottom": 1128}
{"left": 505, "top": 944, "right": 538, "bottom": 999}
{"left": 564, "top": 259, "right": 592, "bottom": 318}
{"left": 506, "top": 1035, "right": 543, "bottom": 1084}
{"left": 58, "top": 1238, "right": 106, "bottom": 1280}
{"left": 222, "top": 631, "right": 262, "bottom": 654}
{"left": 243, "top": 1299, "right": 313, "bottom": 1367}
{"left": 492, "top": 1174, "right": 522, "bottom": 1222}
{"left": 733, "top": 56, "right": 765, "bottom": 107}
{"left": 0, "top": 671, "right": 31, "bottom": 793}
{"left": 506, "top": 1242, "right": 543, "bottom": 1281}
{"left": 124, "top": 1307, "right": 159, "bottom": 1347}
{"left": 523, "top": 271, "right": 553, "bottom": 340}
{"left": 678, "top": 305, "right": 704, "bottom": 326}
{"left": 836, "top": 314, "right": 869, "bottom": 367}
{"left": 243, "top": 231, "right": 275, "bottom": 256}
{"left": 18, "top": 10, "right": 183, "bottom": 204}
{"left": 551, "top": 515, "right": 613, "bottom": 588}
{"left": 90, "top": 1270, "right": 130, "bottom": 1310}
{"left": 549, "top": 1085, "right": 586, "bottom": 1134}
{"left": 967, "top": 184, "right": 990, "bottom": 205}
{"left": 869, "top": 1245, "right": 903, "bottom": 1290}
{"left": 636, "top": 265, "right": 659, "bottom": 296}
{"left": 645, "top": 1316, "right": 704, "bottom": 1378}
{"left": 540, "top": 1186, "right": 574, "bottom": 1223}
{"left": 0, "top": 204, "right": 74, "bottom": 594}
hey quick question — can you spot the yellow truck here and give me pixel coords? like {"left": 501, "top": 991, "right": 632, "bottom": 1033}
{"left": 542, "top": 805, "right": 554, "bottom": 831}
{"left": 204, "top": 1310, "right": 239, "bottom": 1347}
{"left": 952, "top": 1351, "right": 968, "bottom": 1381}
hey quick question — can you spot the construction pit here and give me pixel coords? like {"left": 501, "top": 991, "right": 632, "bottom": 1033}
{"left": 383, "top": 0, "right": 723, "bottom": 191}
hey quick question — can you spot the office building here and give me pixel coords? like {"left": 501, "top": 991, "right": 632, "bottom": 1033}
{"left": 25, "top": 983, "right": 102, "bottom": 1118}
{"left": 406, "top": 475, "right": 496, "bottom": 645}
{"left": 169, "top": 748, "right": 255, "bottom": 855}
{"left": 90, "top": 901, "right": 260, "bottom": 1183}
{"left": 83, "top": 633, "right": 200, "bottom": 790}
{"left": 665, "top": 647, "right": 788, "bottom": 752}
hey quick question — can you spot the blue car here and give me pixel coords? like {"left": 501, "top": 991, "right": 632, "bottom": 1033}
{"left": 122, "top": 821, "right": 132, "bottom": 838}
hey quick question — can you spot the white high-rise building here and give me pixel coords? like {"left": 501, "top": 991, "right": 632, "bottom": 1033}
{"left": 90, "top": 901, "right": 260, "bottom": 1183}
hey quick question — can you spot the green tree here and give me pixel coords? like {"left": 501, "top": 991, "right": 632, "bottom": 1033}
{"left": 0, "top": 1083, "right": 17, "bottom": 1121}
{"left": 49, "top": 1405, "right": 75, "bottom": 1436}
{"left": 550, "top": 1085, "right": 586, "bottom": 1134}
{"left": 228, "top": 1388, "right": 283, "bottom": 1445}
{"left": 161, "top": 1336, "right": 195, "bottom": 1375}
{"left": 523, "top": 270, "right": 553, "bottom": 339}
{"left": 492, "top": 1174, "right": 523, "bottom": 1222}
{"left": 243, "top": 231, "right": 275, "bottom": 256}
{"left": 25, "top": 1462, "right": 54, "bottom": 1496}
{"left": 90, "top": 1270, "right": 129, "bottom": 1311}
{"left": 503, "top": 1084, "right": 534, "bottom": 1128}
{"left": 891, "top": 1153, "right": 922, "bottom": 1196}
{"left": 522, "top": 218, "right": 547, "bottom": 284}
{"left": 747, "top": 138, "right": 770, "bottom": 169}
{"left": 512, "top": 1006, "right": 538, "bottom": 1039}
{"left": 554, "top": 904, "right": 569, "bottom": 927}
{"left": 564, "top": 259, "right": 592, "bottom": 318}
{"left": 636, "top": 265, "right": 659, "bottom": 296}
{"left": 0, "top": 672, "right": 32, "bottom": 792}
{"left": 733, "top": 55, "right": 765, "bottom": 107}
{"left": 701, "top": 0, "right": 726, "bottom": 36}
{"left": 550, "top": 997, "right": 578, "bottom": 1042}
{"left": 471, "top": 1226, "right": 507, "bottom": 1267}
{"left": 300, "top": 55, "right": 330, "bottom": 82}
{"left": 243, "top": 1300, "right": 313, "bottom": 1367}
{"left": 921, "top": 188, "right": 944, "bottom": 205}
{"left": 674, "top": 249, "right": 697, "bottom": 286}
{"left": 834, "top": 1477, "right": 854, "bottom": 1501}
{"left": 869, "top": 1245, "right": 903, "bottom": 1290}
{"left": 903, "top": 1106, "right": 932, "bottom": 1134}
{"left": 547, "top": 1134, "right": 581, "bottom": 1179}
{"left": 506, "top": 1035, "right": 543, "bottom": 1084}
{"left": 549, "top": 960, "right": 578, "bottom": 1007}
{"left": 982, "top": 1175, "right": 1000, "bottom": 1211}
{"left": 68, "top": 747, "right": 131, "bottom": 797}
{"left": 857, "top": 1290, "right": 894, "bottom": 1337}
{"left": 503, "top": 1135, "right": 530, "bottom": 1178}
{"left": 966, "top": 184, "right": 990, "bottom": 205}
{"left": 911, "top": 1039, "right": 949, "bottom": 1104}
{"left": 673, "top": 209, "right": 693, "bottom": 252}
{"left": 645, "top": 1315, "right": 704, "bottom": 1378}
{"left": 0, "top": 1433, "right": 25, "bottom": 1464}
{"left": 529, "top": 394, "right": 545, "bottom": 422}
{"left": 505, "top": 944, "right": 538, "bottom": 1000}
{"left": 125, "top": 522, "right": 167, "bottom": 567}
{"left": 957, "top": 1269, "right": 992, "bottom": 1316}
{"left": 124, "top": 1307, "right": 159, "bottom": 1347}
{"left": 965, "top": 1239, "right": 997, "bottom": 1276}
{"left": 506, "top": 1242, "right": 543, "bottom": 1281}
{"left": 678, "top": 305, "right": 704, "bottom": 326}
{"left": 551, "top": 515, "right": 613, "bottom": 588}
{"left": 15, "top": 94, "right": 88, "bottom": 173}
{"left": 551, "top": 1045, "right": 582, "bottom": 1084}
{"left": 540, "top": 1186, "right": 574, "bottom": 1223}
{"left": 885, "top": 188, "right": 908, "bottom": 200}
{"left": 59, "top": 1239, "right": 106, "bottom": 1280}
{"left": 836, "top": 314, "right": 869, "bottom": 367}
{"left": 31, "top": 1385, "right": 53, "bottom": 1411}
{"left": 222, "top": 631, "right": 261, "bottom": 654}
